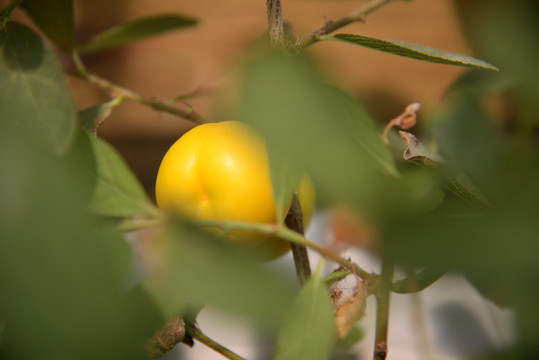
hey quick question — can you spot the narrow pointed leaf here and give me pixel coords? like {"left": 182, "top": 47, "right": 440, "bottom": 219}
{"left": 0, "top": 22, "right": 78, "bottom": 154}
{"left": 322, "top": 34, "right": 499, "bottom": 71}
{"left": 77, "top": 14, "right": 197, "bottom": 53}
{"left": 275, "top": 263, "right": 336, "bottom": 360}
{"left": 22, "top": 0, "right": 74, "bottom": 52}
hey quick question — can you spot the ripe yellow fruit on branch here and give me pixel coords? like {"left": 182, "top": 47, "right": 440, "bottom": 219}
{"left": 155, "top": 121, "right": 314, "bottom": 259}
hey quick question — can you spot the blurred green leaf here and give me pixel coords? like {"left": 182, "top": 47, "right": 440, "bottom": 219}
{"left": 0, "top": 22, "right": 78, "bottom": 154}
{"left": 82, "top": 131, "right": 158, "bottom": 218}
{"left": 0, "top": 124, "right": 162, "bottom": 360}
{"left": 433, "top": 95, "right": 502, "bottom": 200}
{"left": 239, "top": 52, "right": 399, "bottom": 214}
{"left": 77, "top": 14, "right": 197, "bottom": 53}
{"left": 274, "top": 263, "right": 336, "bottom": 360}
{"left": 144, "top": 220, "right": 294, "bottom": 324}
{"left": 399, "top": 130, "right": 488, "bottom": 208}
{"left": 472, "top": 1, "right": 539, "bottom": 128}
{"left": 387, "top": 89, "right": 539, "bottom": 351}
{"left": 322, "top": 34, "right": 499, "bottom": 71}
{"left": 21, "top": 0, "right": 74, "bottom": 52}
{"left": 78, "top": 97, "right": 124, "bottom": 132}
{"left": 270, "top": 153, "right": 304, "bottom": 225}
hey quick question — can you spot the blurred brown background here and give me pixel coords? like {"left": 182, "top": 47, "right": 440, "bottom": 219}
{"left": 8, "top": 0, "right": 475, "bottom": 200}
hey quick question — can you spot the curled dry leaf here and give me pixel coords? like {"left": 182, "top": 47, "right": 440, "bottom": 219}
{"left": 145, "top": 317, "right": 192, "bottom": 358}
{"left": 382, "top": 102, "right": 421, "bottom": 143}
{"left": 332, "top": 275, "right": 366, "bottom": 338}
{"left": 399, "top": 131, "right": 445, "bottom": 166}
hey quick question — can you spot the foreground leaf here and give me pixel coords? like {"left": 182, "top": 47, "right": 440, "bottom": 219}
{"left": 144, "top": 220, "right": 294, "bottom": 323}
{"left": 239, "top": 52, "right": 398, "bottom": 213}
{"left": 0, "top": 123, "right": 162, "bottom": 360}
{"left": 77, "top": 14, "right": 197, "bottom": 53}
{"left": 275, "top": 263, "right": 336, "bottom": 360}
{"left": 0, "top": 22, "right": 78, "bottom": 154}
{"left": 22, "top": 0, "right": 74, "bottom": 52}
{"left": 322, "top": 34, "right": 499, "bottom": 71}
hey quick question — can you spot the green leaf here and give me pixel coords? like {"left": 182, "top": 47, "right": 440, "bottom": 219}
{"left": 275, "top": 262, "right": 336, "bottom": 360}
{"left": 0, "top": 124, "right": 163, "bottom": 359}
{"left": 143, "top": 220, "right": 294, "bottom": 323}
{"left": 77, "top": 14, "right": 197, "bottom": 53}
{"left": 270, "top": 153, "right": 304, "bottom": 225}
{"left": 0, "top": 22, "right": 78, "bottom": 154}
{"left": 239, "top": 52, "right": 400, "bottom": 214}
{"left": 322, "top": 34, "right": 499, "bottom": 71}
{"left": 79, "top": 131, "right": 158, "bottom": 218}
{"left": 79, "top": 97, "right": 124, "bottom": 132}
{"left": 21, "top": 0, "right": 74, "bottom": 52}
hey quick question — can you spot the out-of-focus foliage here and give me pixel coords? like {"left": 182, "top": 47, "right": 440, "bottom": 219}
{"left": 0, "top": 106, "right": 163, "bottom": 360}
{"left": 21, "top": 0, "right": 74, "bottom": 52}
{"left": 274, "top": 263, "right": 336, "bottom": 360}
{"left": 1, "top": 0, "right": 538, "bottom": 358}
{"left": 238, "top": 52, "right": 443, "bottom": 225}
{"left": 0, "top": 22, "right": 78, "bottom": 154}
{"left": 143, "top": 220, "right": 294, "bottom": 324}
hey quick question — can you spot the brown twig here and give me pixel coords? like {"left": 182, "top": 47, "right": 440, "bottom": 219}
{"left": 294, "top": 0, "right": 396, "bottom": 52}
{"left": 285, "top": 190, "right": 312, "bottom": 287}
{"left": 70, "top": 51, "right": 207, "bottom": 124}
{"left": 266, "top": 0, "right": 285, "bottom": 47}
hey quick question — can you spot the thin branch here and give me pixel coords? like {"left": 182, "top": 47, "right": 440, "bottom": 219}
{"left": 266, "top": 0, "right": 284, "bottom": 47}
{"left": 285, "top": 191, "right": 311, "bottom": 287}
{"left": 373, "top": 256, "right": 394, "bottom": 360}
{"left": 197, "top": 219, "right": 377, "bottom": 286}
{"left": 294, "top": 0, "right": 395, "bottom": 52}
{"left": 70, "top": 51, "right": 207, "bottom": 124}
{"left": 185, "top": 321, "right": 247, "bottom": 360}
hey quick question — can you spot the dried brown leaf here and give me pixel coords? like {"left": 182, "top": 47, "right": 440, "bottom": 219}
{"left": 334, "top": 277, "right": 366, "bottom": 338}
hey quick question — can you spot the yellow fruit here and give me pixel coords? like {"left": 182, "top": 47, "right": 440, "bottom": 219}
{"left": 155, "top": 121, "right": 314, "bottom": 259}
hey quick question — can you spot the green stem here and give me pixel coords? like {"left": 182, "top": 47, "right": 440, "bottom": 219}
{"left": 185, "top": 321, "right": 247, "bottom": 360}
{"left": 70, "top": 51, "right": 207, "bottom": 124}
{"left": 373, "top": 256, "right": 394, "bottom": 360}
{"left": 198, "top": 219, "right": 376, "bottom": 286}
{"left": 293, "top": 0, "right": 395, "bottom": 52}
